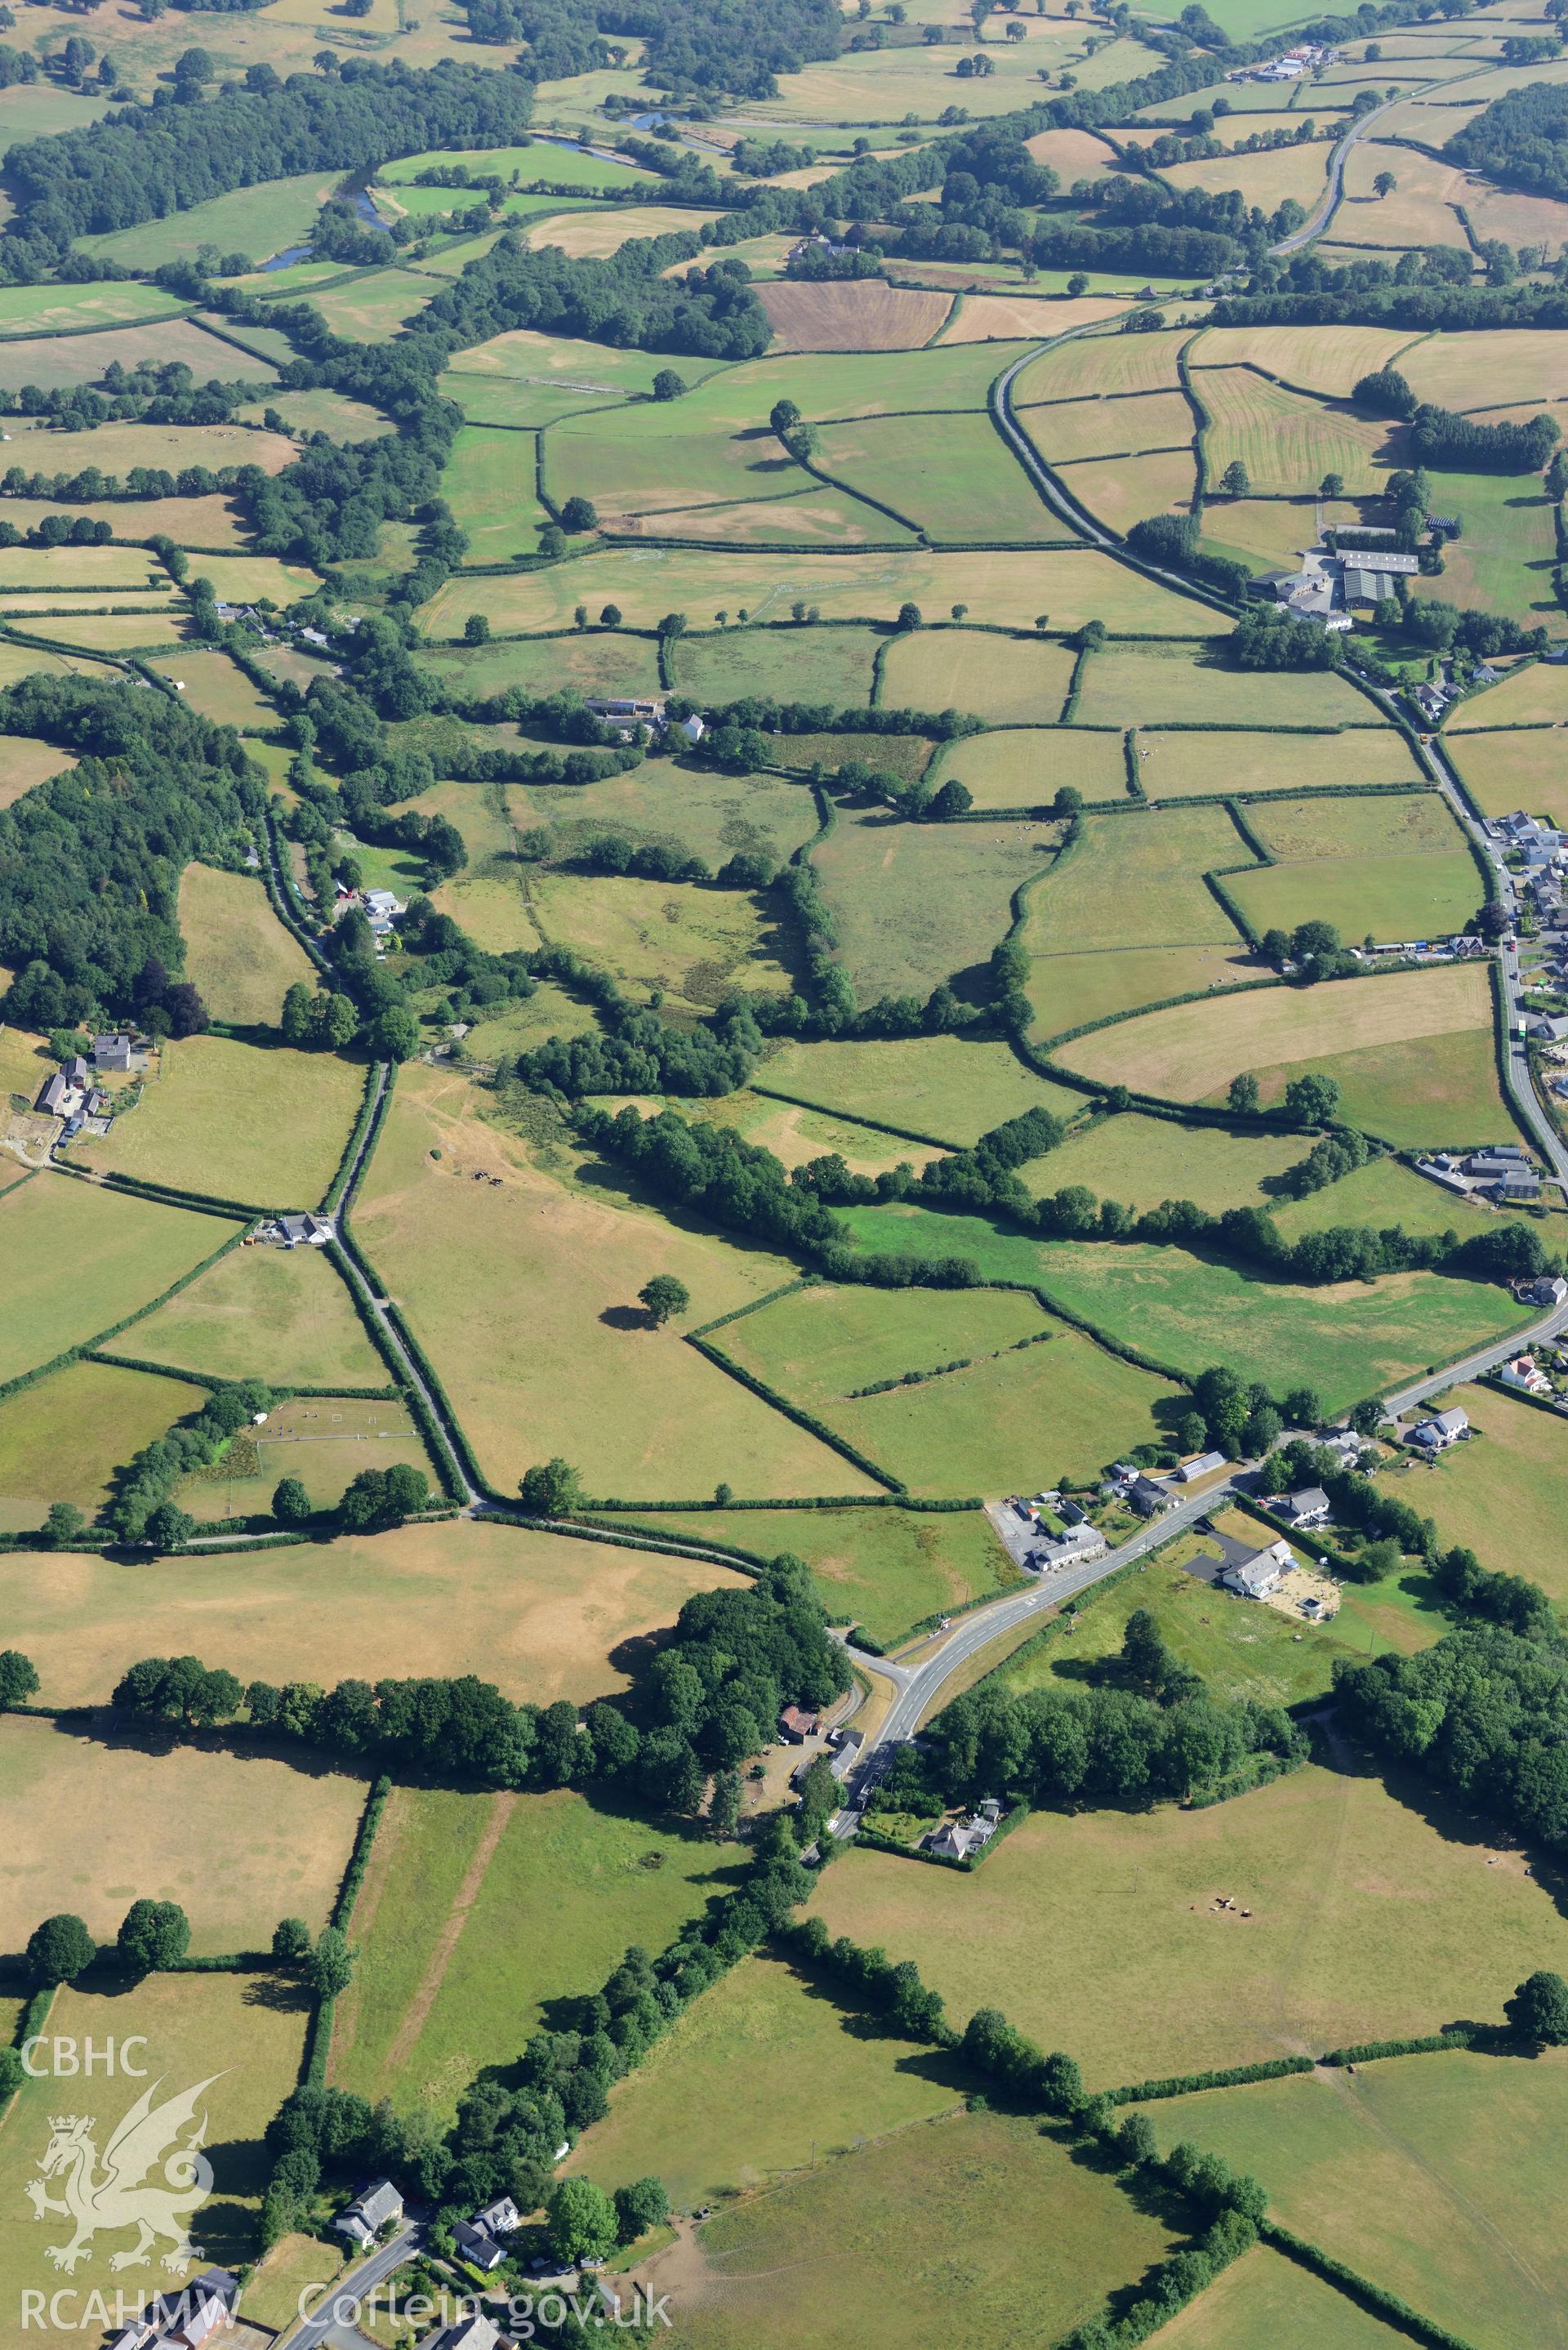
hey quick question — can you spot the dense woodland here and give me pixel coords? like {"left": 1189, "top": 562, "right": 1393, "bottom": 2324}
{"left": 1446, "top": 78, "right": 1568, "bottom": 201}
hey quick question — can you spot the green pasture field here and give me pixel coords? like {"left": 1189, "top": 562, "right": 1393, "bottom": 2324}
{"left": 75, "top": 171, "right": 330, "bottom": 270}
{"left": 0, "top": 1710, "right": 363, "bottom": 1955}
{"left": 418, "top": 542, "right": 1216, "bottom": 640}
{"left": 440, "top": 371, "right": 634, "bottom": 429}
{"left": 5, "top": 418, "right": 293, "bottom": 479}
{"left": 0, "top": 1175, "right": 238, "bottom": 1385}
{"left": 1075, "top": 640, "right": 1376, "bottom": 728}
{"left": 1027, "top": 939, "right": 1262, "bottom": 1032}
{"left": 1215, "top": 1028, "right": 1514, "bottom": 1152}
{"left": 531, "top": 867, "right": 794, "bottom": 1014}
{"left": 125, "top": 1237, "right": 386, "bottom": 1388}
{"left": 0, "top": 317, "right": 250, "bottom": 393}
{"left": 0, "top": 1973, "right": 308, "bottom": 2322}
{"left": 441, "top": 323, "right": 706, "bottom": 408}
{"left": 813, "top": 805, "right": 1057, "bottom": 1002}
{"left": 38, "top": 612, "right": 179, "bottom": 653}
{"left": 421, "top": 632, "right": 665, "bottom": 703}
{"left": 756, "top": 1032, "right": 1088, "bottom": 1144}
{"left": 0, "top": 1358, "right": 194, "bottom": 1535}
{"left": 148, "top": 649, "right": 278, "bottom": 729}
{"left": 179, "top": 863, "right": 314, "bottom": 1028}
{"left": 426, "top": 869, "right": 540, "bottom": 956}
{"left": 1136, "top": 727, "right": 1423, "bottom": 800}
{"left": 780, "top": 729, "right": 933, "bottom": 782}
{"left": 1165, "top": 140, "right": 1333, "bottom": 211}
{"left": 1448, "top": 727, "right": 1568, "bottom": 827}
{"left": 355, "top": 1060, "right": 875, "bottom": 1501}
{"left": 0, "top": 1024, "right": 49, "bottom": 1098}
{"left": 565, "top": 1951, "right": 967, "bottom": 2209}
{"left": 811, "top": 1754, "right": 1568, "bottom": 2092}
{"left": 1397, "top": 1378, "right": 1568, "bottom": 1600}
{"left": 1020, "top": 386, "right": 1196, "bottom": 466}
{"left": 1027, "top": 802, "right": 1254, "bottom": 956}
{"left": 241, "top": 386, "right": 394, "bottom": 442}
{"left": 1270, "top": 1153, "right": 1503, "bottom": 1244}
{"left": 838, "top": 1201, "right": 1531, "bottom": 1405}
{"left": 928, "top": 725, "right": 1127, "bottom": 809}
{"left": 0, "top": 279, "right": 186, "bottom": 337}
{"left": 716, "top": 1278, "right": 1051, "bottom": 1403}
{"left": 180, "top": 552, "right": 323, "bottom": 604}
{"left": 1058, "top": 958, "right": 1494, "bottom": 1103}
{"left": 679, "top": 2107, "right": 1177, "bottom": 2350}
{"left": 180, "top": 1394, "right": 436, "bottom": 1520}
{"left": 1152, "top": 2244, "right": 1425, "bottom": 2349}
{"left": 451, "top": 979, "right": 599, "bottom": 1067}
{"left": 0, "top": 642, "right": 100, "bottom": 687}
{"left": 0, "top": 544, "right": 158, "bottom": 593}
{"left": 1227, "top": 851, "right": 1484, "bottom": 945}
{"left": 332, "top": 1786, "right": 745, "bottom": 2118}
{"left": 751, "top": 24, "right": 1147, "bottom": 118}
{"left": 672, "top": 625, "right": 881, "bottom": 708}
{"left": 1022, "top": 1108, "right": 1307, "bottom": 1215}
{"left": 814, "top": 410, "right": 1046, "bottom": 542}
{"left": 760, "top": 339, "right": 1031, "bottom": 419}
{"left": 0, "top": 1516, "right": 743, "bottom": 1710}
{"left": 382, "top": 140, "right": 653, "bottom": 191}
{"left": 1200, "top": 494, "right": 1325, "bottom": 573}
{"left": 545, "top": 374, "right": 816, "bottom": 522}
{"left": 880, "top": 629, "right": 1076, "bottom": 724}
{"left": 515, "top": 756, "right": 819, "bottom": 870}
{"left": 0, "top": 82, "right": 111, "bottom": 147}
{"left": 442, "top": 424, "right": 550, "bottom": 563}
{"left": 306, "top": 269, "right": 442, "bottom": 342}
{"left": 1242, "top": 787, "right": 1463, "bottom": 865}
{"left": 1141, "top": 2053, "right": 1568, "bottom": 2350}
{"left": 0, "top": 732, "right": 74, "bottom": 810}
{"left": 1420, "top": 469, "right": 1565, "bottom": 632}
{"left": 80, "top": 1035, "right": 364, "bottom": 1208}
{"left": 596, "top": 1501, "right": 1020, "bottom": 1647}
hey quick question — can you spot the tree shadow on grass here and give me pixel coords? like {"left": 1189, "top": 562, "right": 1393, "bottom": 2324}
{"left": 241, "top": 1972, "right": 314, "bottom": 2016}
{"left": 1325, "top": 1729, "right": 1568, "bottom": 1924}
{"left": 599, "top": 1303, "right": 653, "bottom": 1331}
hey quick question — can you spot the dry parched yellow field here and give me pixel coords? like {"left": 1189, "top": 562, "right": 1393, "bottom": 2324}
{"left": 1058, "top": 961, "right": 1492, "bottom": 1098}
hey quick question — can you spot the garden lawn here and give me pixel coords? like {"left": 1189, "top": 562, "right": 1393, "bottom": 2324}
{"left": 354, "top": 1061, "right": 874, "bottom": 1500}
{"left": 675, "top": 2111, "right": 1178, "bottom": 2350}
{"left": 1448, "top": 728, "right": 1568, "bottom": 829}
{"left": 838, "top": 1202, "right": 1532, "bottom": 1406}
{"left": 0, "top": 1175, "right": 238, "bottom": 1383}
{"left": 178, "top": 863, "right": 314, "bottom": 1029}
{"left": 929, "top": 725, "right": 1128, "bottom": 810}
{"left": 0, "top": 1712, "right": 363, "bottom": 1955}
{"left": 1028, "top": 941, "right": 1261, "bottom": 1033}
{"left": 0, "top": 1973, "right": 308, "bottom": 2324}
{"left": 564, "top": 1951, "right": 968, "bottom": 2207}
{"left": 880, "top": 629, "right": 1076, "bottom": 723}
{"left": 810, "top": 1756, "right": 1568, "bottom": 2090}
{"left": 0, "top": 1517, "right": 742, "bottom": 1710}
{"left": 595, "top": 1502, "right": 1020, "bottom": 1648}
{"left": 122, "top": 1240, "right": 387, "bottom": 1387}
{"left": 1022, "top": 1109, "right": 1306, "bottom": 1214}
{"left": 0, "top": 1358, "right": 193, "bottom": 1535}
{"left": 1399, "top": 1378, "right": 1568, "bottom": 1599}
{"left": 814, "top": 807, "right": 1057, "bottom": 1002}
{"left": 672, "top": 625, "right": 881, "bottom": 708}
{"left": 756, "top": 1032, "right": 1088, "bottom": 1145}
{"left": 1074, "top": 640, "right": 1375, "bottom": 727}
{"left": 1137, "top": 727, "right": 1420, "bottom": 799}
{"left": 1025, "top": 803, "right": 1254, "bottom": 956}
{"left": 81, "top": 1036, "right": 365, "bottom": 1209}
{"left": 331, "top": 1787, "right": 745, "bottom": 2117}
{"left": 1139, "top": 2054, "right": 1568, "bottom": 2350}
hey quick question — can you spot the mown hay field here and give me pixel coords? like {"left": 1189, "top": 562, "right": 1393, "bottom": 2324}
{"left": 0, "top": 733, "right": 74, "bottom": 810}
{"left": 1418, "top": 469, "right": 1563, "bottom": 631}
{"left": 81, "top": 1035, "right": 364, "bottom": 1208}
{"left": 0, "top": 1175, "right": 237, "bottom": 1384}
{"left": 1447, "top": 726, "right": 1568, "bottom": 827}
{"left": 1335, "top": 142, "right": 1471, "bottom": 250}
{"left": 1189, "top": 322, "right": 1419, "bottom": 399}
{"left": 125, "top": 1238, "right": 385, "bottom": 1388}
{"left": 1136, "top": 727, "right": 1422, "bottom": 798}
{"left": 814, "top": 805, "right": 1057, "bottom": 1001}
{"left": 441, "top": 424, "right": 550, "bottom": 562}
{"left": 0, "top": 1358, "right": 193, "bottom": 1534}
{"left": 1200, "top": 493, "right": 1325, "bottom": 572}
{"left": 880, "top": 628, "right": 1076, "bottom": 722}
{"left": 816, "top": 410, "right": 1049, "bottom": 542}
{"left": 1028, "top": 939, "right": 1260, "bottom": 1032}
{"left": 758, "top": 277, "right": 953, "bottom": 350}
{"left": 1056, "top": 444, "right": 1196, "bottom": 534}
{"left": 148, "top": 649, "right": 278, "bottom": 729}
{"left": 597, "top": 1500, "right": 1019, "bottom": 1648}
{"left": 1013, "top": 326, "right": 1191, "bottom": 403}
{"left": 676, "top": 2110, "right": 1178, "bottom": 2350}
{"left": 1074, "top": 640, "right": 1373, "bottom": 727}
{"left": 758, "top": 1031, "right": 1088, "bottom": 1144}
{"left": 1141, "top": 2054, "right": 1568, "bottom": 2350}
{"left": 809, "top": 1759, "right": 1568, "bottom": 2089}
{"left": 0, "top": 492, "right": 250, "bottom": 549}
{"left": 936, "top": 288, "right": 1126, "bottom": 341}
{"left": 1165, "top": 138, "right": 1332, "bottom": 211}
{"left": 1027, "top": 803, "right": 1252, "bottom": 953}
{"left": 929, "top": 725, "right": 1126, "bottom": 809}
{"left": 1058, "top": 960, "right": 1491, "bottom": 1098}
{"left": 1448, "top": 661, "right": 1568, "bottom": 730}
{"left": 177, "top": 551, "right": 323, "bottom": 604}
{"left": 1401, "top": 327, "right": 1568, "bottom": 412}
{"left": 671, "top": 624, "right": 881, "bottom": 708}
{"left": 565, "top": 1951, "right": 967, "bottom": 2208}
{"left": 1197, "top": 365, "right": 1395, "bottom": 495}
{"left": 1404, "top": 1379, "right": 1568, "bottom": 1601}
{"left": 332, "top": 1786, "right": 743, "bottom": 2118}
{"left": 0, "top": 1973, "right": 307, "bottom": 2322}
{"left": 179, "top": 863, "right": 314, "bottom": 1028}
{"left": 420, "top": 542, "right": 1216, "bottom": 637}
{"left": 354, "top": 1063, "right": 873, "bottom": 1499}
{"left": 1022, "top": 1108, "right": 1306, "bottom": 1214}
{"left": 306, "top": 268, "right": 441, "bottom": 343}
{"left": 530, "top": 867, "right": 795, "bottom": 1014}
{"left": 0, "top": 1713, "right": 363, "bottom": 1955}
{"left": 1022, "top": 386, "right": 1196, "bottom": 464}
{"left": 840, "top": 1201, "right": 1530, "bottom": 1403}
{"left": 0, "top": 1518, "right": 742, "bottom": 1710}
{"left": 524, "top": 203, "right": 724, "bottom": 256}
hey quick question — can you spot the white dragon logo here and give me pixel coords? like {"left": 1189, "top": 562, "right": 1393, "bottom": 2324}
{"left": 24, "top": 2074, "right": 224, "bottom": 2275}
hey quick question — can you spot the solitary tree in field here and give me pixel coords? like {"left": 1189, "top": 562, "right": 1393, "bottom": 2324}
{"left": 652, "top": 369, "right": 687, "bottom": 400}
{"left": 464, "top": 611, "right": 490, "bottom": 644}
{"left": 1219, "top": 458, "right": 1250, "bottom": 497}
{"left": 1227, "top": 1072, "right": 1260, "bottom": 1114}
{"left": 1319, "top": 470, "right": 1343, "bottom": 498}
{"left": 599, "top": 603, "right": 622, "bottom": 627}
{"left": 305, "top": 1927, "right": 355, "bottom": 2000}
{"left": 1067, "top": 272, "right": 1089, "bottom": 296}
{"left": 1374, "top": 169, "right": 1396, "bottom": 198}
{"left": 639, "top": 1274, "right": 692, "bottom": 1326}
{"left": 272, "top": 1477, "right": 310, "bottom": 1526}
{"left": 1284, "top": 1071, "right": 1340, "bottom": 1125}
{"left": 0, "top": 1649, "right": 38, "bottom": 1706}
{"left": 951, "top": 602, "right": 969, "bottom": 621}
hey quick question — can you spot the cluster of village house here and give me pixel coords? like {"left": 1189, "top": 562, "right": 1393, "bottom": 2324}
{"left": 1492, "top": 811, "right": 1568, "bottom": 940}
{"left": 33, "top": 1032, "right": 145, "bottom": 1136}
{"left": 109, "top": 2269, "right": 238, "bottom": 2350}
{"left": 334, "top": 881, "right": 407, "bottom": 946}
